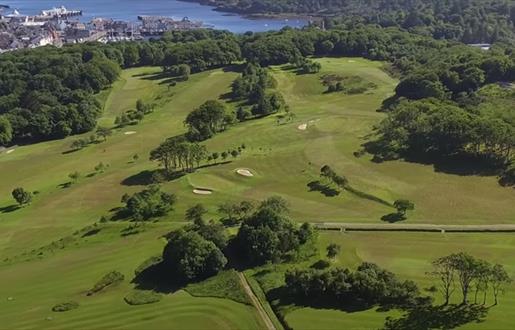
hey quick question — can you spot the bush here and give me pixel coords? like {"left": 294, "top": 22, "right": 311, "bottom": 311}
{"left": 124, "top": 290, "right": 162, "bottom": 305}
{"left": 87, "top": 271, "right": 124, "bottom": 296}
{"left": 52, "top": 301, "right": 79, "bottom": 312}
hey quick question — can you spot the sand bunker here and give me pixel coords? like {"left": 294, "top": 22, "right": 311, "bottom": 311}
{"left": 124, "top": 131, "right": 137, "bottom": 135}
{"left": 236, "top": 169, "right": 254, "bottom": 177}
{"left": 6, "top": 149, "right": 14, "bottom": 154}
{"left": 193, "top": 188, "right": 213, "bottom": 195}
{"left": 298, "top": 123, "right": 308, "bottom": 131}
{"left": 348, "top": 60, "right": 356, "bottom": 63}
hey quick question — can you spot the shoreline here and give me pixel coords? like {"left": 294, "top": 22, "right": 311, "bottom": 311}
{"left": 177, "top": 0, "right": 317, "bottom": 23}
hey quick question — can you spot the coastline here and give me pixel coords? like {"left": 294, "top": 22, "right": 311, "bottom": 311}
{"left": 177, "top": 0, "right": 318, "bottom": 23}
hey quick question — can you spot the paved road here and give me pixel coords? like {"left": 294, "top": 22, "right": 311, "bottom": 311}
{"left": 314, "top": 223, "right": 515, "bottom": 233}
{"left": 238, "top": 272, "right": 276, "bottom": 330}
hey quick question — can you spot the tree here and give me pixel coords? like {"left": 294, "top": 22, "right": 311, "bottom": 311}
{"left": 236, "top": 197, "right": 309, "bottom": 265}
{"left": 450, "top": 253, "right": 479, "bottom": 305}
{"left": 12, "top": 187, "right": 32, "bottom": 206}
{"left": 96, "top": 127, "right": 112, "bottom": 142}
{"left": 124, "top": 185, "right": 176, "bottom": 221}
{"left": 490, "top": 264, "right": 511, "bottom": 305}
{"left": 71, "top": 139, "right": 87, "bottom": 151}
{"left": 94, "top": 162, "right": 106, "bottom": 173}
{"left": 393, "top": 199, "right": 415, "bottom": 218}
{"left": 212, "top": 152, "right": 220, "bottom": 164}
{"left": 230, "top": 150, "right": 239, "bottom": 158}
{"left": 430, "top": 255, "right": 456, "bottom": 305}
{"left": 162, "top": 230, "right": 227, "bottom": 281}
{"left": 259, "top": 196, "right": 289, "bottom": 215}
{"left": 185, "top": 100, "right": 229, "bottom": 141}
{"left": 185, "top": 203, "right": 208, "bottom": 224}
{"left": 69, "top": 171, "right": 81, "bottom": 183}
{"left": 221, "top": 151, "right": 229, "bottom": 161}
{"left": 0, "top": 116, "right": 13, "bottom": 146}
{"left": 326, "top": 244, "right": 341, "bottom": 259}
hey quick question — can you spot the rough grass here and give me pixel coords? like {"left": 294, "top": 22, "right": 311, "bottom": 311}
{"left": 87, "top": 271, "right": 125, "bottom": 296}
{"left": 185, "top": 270, "right": 250, "bottom": 305}
{"left": 52, "top": 301, "right": 79, "bottom": 312}
{"left": 124, "top": 290, "right": 162, "bottom": 305}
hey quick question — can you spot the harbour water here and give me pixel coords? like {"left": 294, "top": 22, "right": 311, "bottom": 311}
{"left": 2, "top": 0, "right": 307, "bottom": 33}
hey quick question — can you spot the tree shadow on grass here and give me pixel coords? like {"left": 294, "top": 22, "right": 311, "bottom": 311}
{"left": 307, "top": 181, "right": 340, "bottom": 197}
{"left": 122, "top": 170, "right": 157, "bottom": 186}
{"left": 267, "top": 286, "right": 374, "bottom": 313}
{"left": 0, "top": 204, "right": 20, "bottom": 213}
{"left": 381, "top": 213, "right": 406, "bottom": 223}
{"left": 58, "top": 182, "right": 72, "bottom": 189}
{"left": 121, "top": 169, "right": 185, "bottom": 186}
{"left": 382, "top": 304, "right": 489, "bottom": 330}
{"left": 132, "top": 261, "right": 185, "bottom": 294}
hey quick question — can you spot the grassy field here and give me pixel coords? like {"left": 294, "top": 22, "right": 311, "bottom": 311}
{"left": 1, "top": 57, "right": 514, "bottom": 329}
{"left": 281, "top": 231, "right": 515, "bottom": 330}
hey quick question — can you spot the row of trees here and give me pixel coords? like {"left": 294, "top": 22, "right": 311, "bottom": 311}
{"left": 149, "top": 136, "right": 208, "bottom": 174}
{"left": 430, "top": 253, "right": 512, "bottom": 306}
{"left": 285, "top": 262, "right": 420, "bottom": 308}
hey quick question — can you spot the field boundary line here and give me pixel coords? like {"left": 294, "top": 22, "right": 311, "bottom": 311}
{"left": 238, "top": 272, "right": 277, "bottom": 330}
{"left": 314, "top": 223, "right": 515, "bottom": 233}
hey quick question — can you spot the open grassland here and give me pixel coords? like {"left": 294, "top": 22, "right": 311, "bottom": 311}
{"left": 258, "top": 232, "right": 515, "bottom": 330}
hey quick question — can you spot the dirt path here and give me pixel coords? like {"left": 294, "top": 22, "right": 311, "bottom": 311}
{"left": 238, "top": 272, "right": 276, "bottom": 330}
{"left": 315, "top": 223, "right": 515, "bottom": 233}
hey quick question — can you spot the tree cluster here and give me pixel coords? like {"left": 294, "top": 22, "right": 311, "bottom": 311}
{"left": 285, "top": 262, "right": 420, "bottom": 308}
{"left": 184, "top": 100, "right": 235, "bottom": 141}
{"left": 430, "top": 253, "right": 512, "bottom": 306}
{"left": 122, "top": 185, "right": 176, "bottom": 221}
{"left": 150, "top": 136, "right": 208, "bottom": 174}
{"left": 235, "top": 196, "right": 316, "bottom": 265}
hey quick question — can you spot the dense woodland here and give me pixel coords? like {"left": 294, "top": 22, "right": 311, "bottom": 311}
{"left": 191, "top": 0, "right": 515, "bottom": 43}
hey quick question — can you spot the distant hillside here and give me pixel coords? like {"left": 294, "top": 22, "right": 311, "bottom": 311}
{"left": 187, "top": 0, "right": 515, "bottom": 43}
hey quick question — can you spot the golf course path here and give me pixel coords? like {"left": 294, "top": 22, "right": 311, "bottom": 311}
{"left": 238, "top": 272, "right": 276, "bottom": 330}
{"left": 315, "top": 223, "right": 515, "bottom": 233}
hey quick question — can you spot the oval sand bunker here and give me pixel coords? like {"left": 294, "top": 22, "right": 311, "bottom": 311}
{"left": 236, "top": 169, "right": 254, "bottom": 177}
{"left": 124, "top": 131, "right": 137, "bottom": 135}
{"left": 193, "top": 188, "right": 213, "bottom": 195}
{"left": 297, "top": 123, "right": 307, "bottom": 131}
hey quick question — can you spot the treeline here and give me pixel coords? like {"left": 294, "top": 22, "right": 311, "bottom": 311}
{"left": 191, "top": 0, "right": 515, "bottom": 43}
{"left": 285, "top": 263, "right": 420, "bottom": 308}
{"left": 0, "top": 30, "right": 241, "bottom": 146}
{"left": 0, "top": 45, "right": 119, "bottom": 144}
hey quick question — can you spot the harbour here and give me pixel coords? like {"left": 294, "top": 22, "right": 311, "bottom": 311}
{"left": 1, "top": 0, "right": 307, "bottom": 33}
